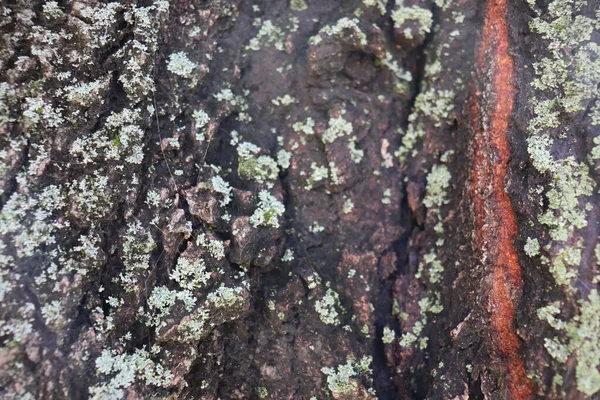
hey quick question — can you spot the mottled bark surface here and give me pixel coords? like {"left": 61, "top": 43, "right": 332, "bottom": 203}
{"left": 1, "top": 0, "right": 600, "bottom": 399}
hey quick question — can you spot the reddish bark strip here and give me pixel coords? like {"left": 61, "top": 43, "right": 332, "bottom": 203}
{"left": 472, "top": 0, "right": 534, "bottom": 398}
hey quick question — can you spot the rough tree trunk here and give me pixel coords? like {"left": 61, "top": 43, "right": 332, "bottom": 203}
{"left": 1, "top": 0, "right": 599, "bottom": 399}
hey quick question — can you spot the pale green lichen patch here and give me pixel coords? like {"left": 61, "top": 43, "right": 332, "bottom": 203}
{"left": 412, "top": 89, "right": 455, "bottom": 127}
{"left": 363, "top": 0, "right": 386, "bottom": 14}
{"left": 416, "top": 251, "right": 444, "bottom": 284}
{"left": 537, "top": 291, "right": 600, "bottom": 396}
{"left": 322, "top": 113, "right": 353, "bottom": 144}
{"left": 399, "top": 295, "right": 443, "bottom": 349}
{"left": 90, "top": 348, "right": 174, "bottom": 400}
{"left": 321, "top": 356, "right": 372, "bottom": 395}
{"left": 247, "top": 18, "right": 298, "bottom": 52}
{"left": 211, "top": 175, "right": 233, "bottom": 206}
{"left": 290, "top": 0, "right": 308, "bottom": 11}
{"left": 524, "top": 237, "right": 541, "bottom": 257}
{"left": 64, "top": 78, "right": 109, "bottom": 107}
{"left": 250, "top": 191, "right": 285, "bottom": 228}
{"left": 170, "top": 257, "right": 211, "bottom": 290}
{"left": 523, "top": 3, "right": 600, "bottom": 288}
{"left": 379, "top": 51, "right": 413, "bottom": 94}
{"left": 382, "top": 326, "right": 395, "bottom": 344}
{"left": 423, "top": 164, "right": 451, "bottom": 209}
{"left": 236, "top": 142, "right": 279, "bottom": 186}
{"left": 310, "top": 18, "right": 367, "bottom": 47}
{"left": 343, "top": 197, "right": 354, "bottom": 214}
{"left": 167, "top": 51, "right": 198, "bottom": 78}
{"left": 391, "top": 6, "right": 433, "bottom": 39}
{"left": 315, "top": 288, "right": 342, "bottom": 325}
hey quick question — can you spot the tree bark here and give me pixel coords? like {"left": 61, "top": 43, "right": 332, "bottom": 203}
{"left": 1, "top": 0, "right": 599, "bottom": 399}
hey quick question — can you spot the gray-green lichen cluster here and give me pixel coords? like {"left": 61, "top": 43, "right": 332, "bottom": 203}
{"left": 525, "top": 0, "right": 600, "bottom": 395}
{"left": 0, "top": 0, "right": 294, "bottom": 397}
{"left": 398, "top": 158, "right": 451, "bottom": 349}
{"left": 321, "top": 356, "right": 374, "bottom": 396}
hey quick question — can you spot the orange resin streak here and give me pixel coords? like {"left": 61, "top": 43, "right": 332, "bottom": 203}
{"left": 472, "top": 0, "right": 534, "bottom": 398}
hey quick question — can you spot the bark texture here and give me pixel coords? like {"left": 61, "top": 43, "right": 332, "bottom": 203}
{"left": 1, "top": 0, "right": 600, "bottom": 399}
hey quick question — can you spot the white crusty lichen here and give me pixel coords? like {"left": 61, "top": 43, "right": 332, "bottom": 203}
{"left": 381, "top": 188, "right": 392, "bottom": 205}
{"left": 42, "top": 1, "right": 64, "bottom": 18}
{"left": 292, "top": 117, "right": 315, "bottom": 135}
{"left": 343, "top": 197, "right": 354, "bottom": 214}
{"left": 277, "top": 149, "right": 291, "bottom": 169}
{"left": 323, "top": 114, "right": 353, "bottom": 144}
{"left": 211, "top": 175, "right": 233, "bottom": 206}
{"left": 391, "top": 6, "right": 433, "bottom": 39}
{"left": 197, "top": 234, "right": 225, "bottom": 260}
{"left": 237, "top": 141, "right": 279, "bottom": 186}
{"left": 423, "top": 164, "right": 451, "bottom": 209}
{"left": 64, "top": 79, "right": 109, "bottom": 107}
{"left": 382, "top": 326, "right": 395, "bottom": 344}
{"left": 281, "top": 249, "right": 294, "bottom": 262}
{"left": 170, "top": 257, "right": 211, "bottom": 290}
{"left": 305, "top": 162, "right": 329, "bottom": 189}
{"left": 89, "top": 348, "right": 174, "bottom": 400}
{"left": 207, "top": 285, "right": 246, "bottom": 308}
{"left": 250, "top": 191, "right": 285, "bottom": 228}
{"left": 315, "top": 288, "right": 342, "bottom": 325}
{"left": 192, "top": 109, "right": 210, "bottom": 141}
{"left": 311, "top": 18, "right": 367, "bottom": 47}
{"left": 321, "top": 356, "right": 372, "bottom": 395}
{"left": 363, "top": 0, "right": 386, "bottom": 14}
{"left": 167, "top": 51, "right": 197, "bottom": 78}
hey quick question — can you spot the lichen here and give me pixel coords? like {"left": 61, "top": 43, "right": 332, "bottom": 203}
{"left": 237, "top": 142, "right": 279, "bottom": 186}
{"left": 524, "top": 237, "right": 541, "bottom": 257}
{"left": 321, "top": 356, "right": 372, "bottom": 395}
{"left": 250, "top": 191, "right": 285, "bottom": 228}
{"left": 90, "top": 348, "right": 174, "bottom": 399}
{"left": 525, "top": 3, "right": 599, "bottom": 288}
{"left": 538, "top": 291, "right": 600, "bottom": 396}
{"left": 322, "top": 114, "right": 353, "bottom": 144}
{"left": 310, "top": 18, "right": 367, "bottom": 47}
{"left": 315, "top": 288, "right": 342, "bottom": 325}
{"left": 167, "top": 51, "right": 198, "bottom": 78}
{"left": 423, "top": 164, "right": 451, "bottom": 209}
{"left": 391, "top": 6, "right": 433, "bottom": 39}
{"left": 382, "top": 326, "right": 395, "bottom": 344}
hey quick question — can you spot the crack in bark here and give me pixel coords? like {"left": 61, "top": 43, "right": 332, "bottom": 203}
{"left": 472, "top": 0, "right": 533, "bottom": 398}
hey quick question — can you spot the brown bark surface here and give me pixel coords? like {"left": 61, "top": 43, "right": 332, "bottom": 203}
{"left": 1, "top": 0, "right": 599, "bottom": 399}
